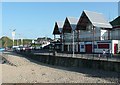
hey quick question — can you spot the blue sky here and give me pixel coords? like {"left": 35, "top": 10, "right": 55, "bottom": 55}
{"left": 118, "top": 1, "right": 120, "bottom": 16}
{"left": 2, "top": 2, "right": 118, "bottom": 39}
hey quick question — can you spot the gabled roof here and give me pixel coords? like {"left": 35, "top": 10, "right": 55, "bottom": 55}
{"left": 110, "top": 16, "right": 120, "bottom": 26}
{"left": 63, "top": 17, "right": 78, "bottom": 32}
{"left": 77, "top": 10, "right": 112, "bottom": 29}
{"left": 57, "top": 21, "right": 64, "bottom": 33}
{"left": 53, "top": 21, "right": 64, "bottom": 35}
{"left": 67, "top": 17, "right": 78, "bottom": 30}
{"left": 67, "top": 17, "right": 78, "bottom": 25}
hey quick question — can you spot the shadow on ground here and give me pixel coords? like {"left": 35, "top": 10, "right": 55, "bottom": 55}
{"left": 3, "top": 51, "right": 120, "bottom": 83}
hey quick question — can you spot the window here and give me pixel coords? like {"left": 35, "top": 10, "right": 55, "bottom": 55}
{"left": 94, "top": 45, "right": 97, "bottom": 48}
{"left": 81, "top": 45, "right": 84, "bottom": 48}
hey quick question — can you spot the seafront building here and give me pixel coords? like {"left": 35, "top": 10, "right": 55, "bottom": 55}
{"left": 53, "top": 10, "right": 120, "bottom": 54}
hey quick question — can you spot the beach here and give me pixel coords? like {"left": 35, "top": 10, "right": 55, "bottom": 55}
{"left": 1, "top": 52, "right": 119, "bottom": 83}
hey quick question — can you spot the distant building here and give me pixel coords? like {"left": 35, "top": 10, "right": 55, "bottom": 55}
{"left": 34, "top": 37, "right": 53, "bottom": 48}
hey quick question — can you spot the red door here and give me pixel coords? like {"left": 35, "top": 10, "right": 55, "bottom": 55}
{"left": 85, "top": 44, "right": 92, "bottom": 53}
{"left": 114, "top": 44, "right": 118, "bottom": 54}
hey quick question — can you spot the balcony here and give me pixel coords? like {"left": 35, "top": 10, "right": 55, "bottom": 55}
{"left": 110, "top": 36, "right": 120, "bottom": 40}
{"left": 78, "top": 36, "right": 109, "bottom": 42}
{"left": 61, "top": 36, "right": 120, "bottom": 43}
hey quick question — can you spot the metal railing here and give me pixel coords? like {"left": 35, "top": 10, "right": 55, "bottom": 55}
{"left": 32, "top": 50, "right": 120, "bottom": 62}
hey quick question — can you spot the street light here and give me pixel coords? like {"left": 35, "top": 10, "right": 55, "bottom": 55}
{"left": 17, "top": 34, "right": 19, "bottom": 46}
{"left": 72, "top": 30, "right": 75, "bottom": 57}
{"left": 21, "top": 37, "right": 23, "bottom": 46}
{"left": 19, "top": 33, "right": 24, "bottom": 46}
{"left": 17, "top": 33, "right": 22, "bottom": 46}
{"left": 93, "top": 26, "right": 95, "bottom": 59}
{"left": 11, "top": 29, "right": 16, "bottom": 47}
{"left": 10, "top": 28, "right": 16, "bottom": 47}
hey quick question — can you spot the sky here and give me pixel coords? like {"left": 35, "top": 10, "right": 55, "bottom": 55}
{"left": 118, "top": 1, "right": 120, "bottom": 16}
{"left": 2, "top": 2, "right": 119, "bottom": 39}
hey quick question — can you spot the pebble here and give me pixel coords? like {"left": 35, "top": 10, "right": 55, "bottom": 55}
{"left": 2, "top": 52, "right": 119, "bottom": 83}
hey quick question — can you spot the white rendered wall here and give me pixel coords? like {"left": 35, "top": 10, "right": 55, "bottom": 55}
{"left": 79, "top": 42, "right": 85, "bottom": 52}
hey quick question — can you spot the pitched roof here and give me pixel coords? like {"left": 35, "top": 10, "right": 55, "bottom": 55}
{"left": 83, "top": 10, "right": 112, "bottom": 28}
{"left": 57, "top": 21, "right": 64, "bottom": 33}
{"left": 67, "top": 17, "right": 78, "bottom": 24}
{"left": 67, "top": 17, "right": 78, "bottom": 30}
{"left": 110, "top": 16, "right": 120, "bottom": 26}
{"left": 53, "top": 21, "right": 64, "bottom": 35}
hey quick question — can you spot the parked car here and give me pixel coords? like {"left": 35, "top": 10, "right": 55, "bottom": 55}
{"left": 0, "top": 48, "right": 5, "bottom": 52}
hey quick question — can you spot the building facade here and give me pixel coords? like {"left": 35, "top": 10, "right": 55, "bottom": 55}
{"left": 110, "top": 16, "right": 120, "bottom": 53}
{"left": 53, "top": 10, "right": 120, "bottom": 54}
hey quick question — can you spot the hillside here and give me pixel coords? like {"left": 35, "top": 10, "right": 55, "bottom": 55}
{"left": 0, "top": 36, "right": 32, "bottom": 48}
{"left": 0, "top": 36, "right": 13, "bottom": 48}
{"left": 0, "top": 36, "right": 53, "bottom": 48}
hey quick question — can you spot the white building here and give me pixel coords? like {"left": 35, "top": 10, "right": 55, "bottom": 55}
{"left": 110, "top": 16, "right": 120, "bottom": 40}
{"left": 52, "top": 10, "right": 120, "bottom": 54}
{"left": 62, "top": 17, "right": 78, "bottom": 52}
{"left": 110, "top": 16, "right": 120, "bottom": 53}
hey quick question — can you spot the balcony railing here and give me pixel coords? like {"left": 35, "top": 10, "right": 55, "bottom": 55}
{"left": 110, "top": 36, "right": 120, "bottom": 40}
{"left": 60, "top": 36, "right": 120, "bottom": 43}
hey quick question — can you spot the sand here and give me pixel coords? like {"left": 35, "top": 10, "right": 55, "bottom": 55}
{"left": 1, "top": 52, "right": 119, "bottom": 83}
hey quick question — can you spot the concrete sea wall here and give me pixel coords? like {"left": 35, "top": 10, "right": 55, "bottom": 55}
{"left": 17, "top": 52, "right": 120, "bottom": 72}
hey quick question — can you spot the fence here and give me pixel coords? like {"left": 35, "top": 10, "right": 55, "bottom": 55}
{"left": 31, "top": 50, "right": 120, "bottom": 62}
{"left": 15, "top": 50, "right": 120, "bottom": 73}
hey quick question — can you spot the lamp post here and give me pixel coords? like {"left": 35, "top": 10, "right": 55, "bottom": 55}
{"left": 93, "top": 26, "right": 95, "bottom": 59}
{"left": 21, "top": 38, "right": 23, "bottom": 46}
{"left": 19, "top": 33, "right": 23, "bottom": 46}
{"left": 12, "top": 29, "right": 16, "bottom": 47}
{"left": 72, "top": 30, "right": 75, "bottom": 57}
{"left": 17, "top": 33, "right": 21, "bottom": 46}
{"left": 17, "top": 34, "right": 19, "bottom": 46}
